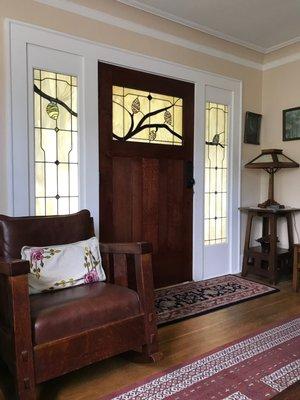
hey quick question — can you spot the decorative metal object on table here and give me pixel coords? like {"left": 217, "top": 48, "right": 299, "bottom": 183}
{"left": 256, "top": 234, "right": 279, "bottom": 253}
{"left": 239, "top": 207, "right": 300, "bottom": 285}
{"left": 245, "top": 149, "right": 299, "bottom": 209}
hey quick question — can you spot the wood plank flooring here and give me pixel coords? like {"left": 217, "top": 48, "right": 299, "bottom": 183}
{"left": 0, "top": 279, "right": 299, "bottom": 400}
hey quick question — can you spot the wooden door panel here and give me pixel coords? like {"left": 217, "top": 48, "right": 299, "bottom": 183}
{"left": 142, "top": 158, "right": 160, "bottom": 253}
{"left": 99, "top": 62, "right": 194, "bottom": 288}
{"left": 112, "top": 157, "right": 133, "bottom": 242}
{"left": 131, "top": 158, "right": 143, "bottom": 242}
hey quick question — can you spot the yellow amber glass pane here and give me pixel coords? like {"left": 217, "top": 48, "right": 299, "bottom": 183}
{"left": 57, "top": 131, "right": 72, "bottom": 163}
{"left": 41, "top": 130, "right": 57, "bottom": 162}
{"left": 70, "top": 197, "right": 79, "bottom": 213}
{"left": 35, "top": 198, "right": 45, "bottom": 216}
{"left": 69, "top": 164, "right": 79, "bottom": 196}
{"left": 58, "top": 164, "right": 69, "bottom": 197}
{"left": 45, "top": 163, "right": 57, "bottom": 197}
{"left": 58, "top": 197, "right": 69, "bottom": 215}
{"left": 204, "top": 101, "right": 228, "bottom": 245}
{"left": 112, "top": 85, "right": 183, "bottom": 145}
{"left": 33, "top": 68, "right": 79, "bottom": 215}
{"left": 35, "top": 163, "right": 45, "bottom": 197}
{"left": 46, "top": 198, "right": 57, "bottom": 216}
{"left": 69, "top": 132, "right": 78, "bottom": 163}
{"left": 34, "top": 129, "right": 45, "bottom": 162}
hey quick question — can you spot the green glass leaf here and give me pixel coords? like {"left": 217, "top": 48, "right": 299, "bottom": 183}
{"left": 149, "top": 129, "right": 157, "bottom": 141}
{"left": 131, "top": 97, "right": 140, "bottom": 114}
{"left": 46, "top": 102, "right": 59, "bottom": 120}
{"left": 164, "top": 110, "right": 172, "bottom": 125}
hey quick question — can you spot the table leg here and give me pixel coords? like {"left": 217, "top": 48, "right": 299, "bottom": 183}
{"left": 262, "top": 216, "right": 269, "bottom": 237}
{"left": 286, "top": 213, "right": 294, "bottom": 272}
{"left": 286, "top": 213, "right": 294, "bottom": 251}
{"left": 269, "top": 214, "right": 278, "bottom": 285}
{"left": 242, "top": 212, "right": 253, "bottom": 277}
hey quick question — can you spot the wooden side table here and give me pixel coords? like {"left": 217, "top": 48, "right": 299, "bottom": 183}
{"left": 240, "top": 207, "right": 300, "bottom": 284}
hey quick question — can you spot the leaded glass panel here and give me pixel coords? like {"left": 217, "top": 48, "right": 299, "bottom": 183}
{"left": 33, "top": 69, "right": 79, "bottom": 216}
{"left": 112, "top": 85, "right": 183, "bottom": 145}
{"left": 204, "top": 102, "right": 229, "bottom": 245}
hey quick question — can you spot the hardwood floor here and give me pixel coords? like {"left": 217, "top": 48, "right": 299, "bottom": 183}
{"left": 0, "top": 279, "right": 299, "bottom": 399}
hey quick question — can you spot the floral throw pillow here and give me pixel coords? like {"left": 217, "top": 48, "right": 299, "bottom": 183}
{"left": 21, "top": 237, "right": 106, "bottom": 294}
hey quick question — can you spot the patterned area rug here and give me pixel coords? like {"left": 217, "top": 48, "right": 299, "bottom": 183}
{"left": 155, "top": 275, "right": 278, "bottom": 325}
{"left": 103, "top": 316, "right": 300, "bottom": 400}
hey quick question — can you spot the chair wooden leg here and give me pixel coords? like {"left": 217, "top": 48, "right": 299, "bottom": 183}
{"left": 140, "top": 342, "right": 163, "bottom": 363}
{"left": 14, "top": 377, "right": 37, "bottom": 400}
{"left": 9, "top": 276, "right": 37, "bottom": 400}
{"left": 133, "top": 253, "right": 163, "bottom": 363}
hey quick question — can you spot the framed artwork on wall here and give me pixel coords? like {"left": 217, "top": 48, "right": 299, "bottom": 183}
{"left": 283, "top": 107, "right": 300, "bottom": 141}
{"left": 244, "top": 111, "right": 262, "bottom": 145}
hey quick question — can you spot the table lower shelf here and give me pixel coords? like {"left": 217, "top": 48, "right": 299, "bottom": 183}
{"left": 243, "top": 246, "right": 292, "bottom": 283}
{"left": 245, "top": 246, "right": 291, "bottom": 259}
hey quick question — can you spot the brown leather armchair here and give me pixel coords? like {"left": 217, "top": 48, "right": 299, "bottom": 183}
{"left": 0, "top": 210, "right": 161, "bottom": 400}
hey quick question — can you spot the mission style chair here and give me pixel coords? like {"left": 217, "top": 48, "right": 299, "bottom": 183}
{"left": 0, "top": 210, "right": 161, "bottom": 400}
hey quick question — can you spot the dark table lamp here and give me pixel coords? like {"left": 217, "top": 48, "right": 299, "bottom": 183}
{"left": 245, "top": 149, "right": 299, "bottom": 208}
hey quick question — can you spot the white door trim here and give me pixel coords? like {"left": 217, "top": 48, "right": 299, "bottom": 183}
{"left": 6, "top": 19, "right": 242, "bottom": 278}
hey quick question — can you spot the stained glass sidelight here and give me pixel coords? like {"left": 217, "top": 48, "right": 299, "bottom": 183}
{"left": 33, "top": 69, "right": 79, "bottom": 216}
{"left": 112, "top": 85, "right": 183, "bottom": 145}
{"left": 204, "top": 102, "right": 229, "bottom": 245}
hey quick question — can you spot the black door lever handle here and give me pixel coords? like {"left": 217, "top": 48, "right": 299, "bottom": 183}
{"left": 186, "top": 161, "right": 195, "bottom": 188}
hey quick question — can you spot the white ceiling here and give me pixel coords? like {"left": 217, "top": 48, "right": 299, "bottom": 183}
{"left": 118, "top": 0, "right": 300, "bottom": 53}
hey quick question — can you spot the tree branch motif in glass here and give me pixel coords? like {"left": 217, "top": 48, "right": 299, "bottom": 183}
{"left": 204, "top": 102, "right": 229, "bottom": 245}
{"left": 33, "top": 69, "right": 79, "bottom": 216}
{"left": 112, "top": 86, "right": 183, "bottom": 145}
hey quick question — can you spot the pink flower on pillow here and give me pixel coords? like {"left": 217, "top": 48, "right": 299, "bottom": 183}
{"left": 84, "top": 269, "right": 100, "bottom": 284}
{"left": 31, "top": 249, "right": 44, "bottom": 261}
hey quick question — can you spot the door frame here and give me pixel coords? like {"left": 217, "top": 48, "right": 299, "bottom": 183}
{"left": 6, "top": 19, "right": 242, "bottom": 279}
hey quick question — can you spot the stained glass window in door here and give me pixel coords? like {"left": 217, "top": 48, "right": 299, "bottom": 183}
{"left": 33, "top": 69, "right": 79, "bottom": 215}
{"left": 112, "top": 85, "right": 183, "bottom": 145}
{"left": 204, "top": 102, "right": 229, "bottom": 245}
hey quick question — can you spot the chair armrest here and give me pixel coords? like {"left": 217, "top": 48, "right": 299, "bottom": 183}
{"left": 100, "top": 242, "right": 152, "bottom": 255}
{"left": 0, "top": 258, "right": 30, "bottom": 276}
{"left": 99, "top": 242, "right": 153, "bottom": 288}
{"left": 100, "top": 242, "right": 159, "bottom": 358}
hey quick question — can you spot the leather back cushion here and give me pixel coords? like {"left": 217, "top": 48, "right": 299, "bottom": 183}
{"left": 0, "top": 210, "right": 95, "bottom": 259}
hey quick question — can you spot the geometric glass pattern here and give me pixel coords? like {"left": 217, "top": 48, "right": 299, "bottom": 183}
{"left": 33, "top": 69, "right": 79, "bottom": 216}
{"left": 204, "top": 102, "right": 229, "bottom": 245}
{"left": 112, "top": 85, "right": 183, "bottom": 145}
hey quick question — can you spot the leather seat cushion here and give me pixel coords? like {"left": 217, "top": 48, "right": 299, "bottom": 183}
{"left": 30, "top": 282, "right": 141, "bottom": 345}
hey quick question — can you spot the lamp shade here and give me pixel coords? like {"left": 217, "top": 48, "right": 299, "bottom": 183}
{"left": 245, "top": 149, "right": 299, "bottom": 208}
{"left": 245, "top": 149, "right": 299, "bottom": 170}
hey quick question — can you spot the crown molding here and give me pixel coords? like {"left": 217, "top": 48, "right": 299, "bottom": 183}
{"left": 35, "top": 0, "right": 262, "bottom": 71}
{"left": 117, "top": 0, "right": 266, "bottom": 53}
{"left": 263, "top": 52, "right": 300, "bottom": 71}
{"left": 264, "top": 36, "right": 300, "bottom": 54}
{"left": 34, "top": 0, "right": 300, "bottom": 71}
{"left": 118, "top": 0, "right": 300, "bottom": 55}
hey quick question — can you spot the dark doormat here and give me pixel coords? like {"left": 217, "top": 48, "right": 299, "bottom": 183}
{"left": 155, "top": 274, "right": 279, "bottom": 325}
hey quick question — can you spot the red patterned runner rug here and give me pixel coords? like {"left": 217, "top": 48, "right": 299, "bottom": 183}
{"left": 103, "top": 316, "right": 300, "bottom": 400}
{"left": 155, "top": 275, "right": 278, "bottom": 325}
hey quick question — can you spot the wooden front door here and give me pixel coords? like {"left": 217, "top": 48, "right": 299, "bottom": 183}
{"left": 99, "top": 63, "right": 194, "bottom": 288}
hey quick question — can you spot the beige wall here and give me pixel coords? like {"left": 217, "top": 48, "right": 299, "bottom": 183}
{"left": 262, "top": 60, "right": 300, "bottom": 246}
{"left": 3, "top": 0, "right": 300, "bottom": 258}
{"left": 0, "top": 0, "right": 263, "bottom": 215}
